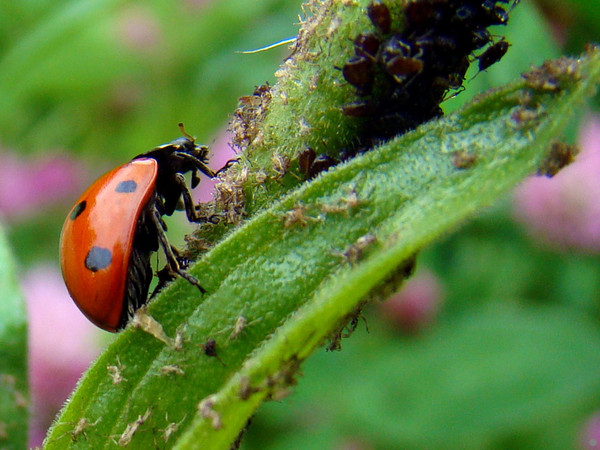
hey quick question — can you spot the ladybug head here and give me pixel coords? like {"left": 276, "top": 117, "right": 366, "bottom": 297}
{"left": 136, "top": 124, "right": 213, "bottom": 178}
{"left": 167, "top": 137, "right": 210, "bottom": 189}
{"left": 135, "top": 124, "right": 215, "bottom": 215}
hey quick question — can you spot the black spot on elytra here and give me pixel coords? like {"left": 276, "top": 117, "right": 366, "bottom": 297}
{"left": 70, "top": 201, "right": 86, "bottom": 220}
{"left": 85, "top": 246, "right": 112, "bottom": 272}
{"left": 115, "top": 180, "right": 137, "bottom": 193}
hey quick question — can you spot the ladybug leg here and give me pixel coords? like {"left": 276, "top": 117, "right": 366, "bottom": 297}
{"left": 174, "top": 151, "right": 216, "bottom": 178}
{"left": 173, "top": 173, "right": 214, "bottom": 223}
{"left": 150, "top": 246, "right": 192, "bottom": 298}
{"left": 149, "top": 265, "right": 176, "bottom": 299}
{"left": 150, "top": 208, "right": 207, "bottom": 294}
{"left": 215, "top": 159, "right": 239, "bottom": 175}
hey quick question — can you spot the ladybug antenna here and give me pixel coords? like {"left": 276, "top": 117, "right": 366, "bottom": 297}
{"left": 178, "top": 123, "right": 195, "bottom": 143}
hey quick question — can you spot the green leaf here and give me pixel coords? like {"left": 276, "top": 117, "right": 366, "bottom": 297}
{"left": 254, "top": 303, "right": 600, "bottom": 449}
{"left": 0, "top": 224, "right": 29, "bottom": 449}
{"left": 44, "top": 43, "right": 600, "bottom": 449}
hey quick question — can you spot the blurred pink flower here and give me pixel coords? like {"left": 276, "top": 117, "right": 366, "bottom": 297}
{"left": 22, "top": 265, "right": 102, "bottom": 447}
{"left": 0, "top": 153, "right": 85, "bottom": 222}
{"left": 513, "top": 114, "right": 600, "bottom": 251}
{"left": 581, "top": 411, "right": 600, "bottom": 449}
{"left": 193, "top": 129, "right": 237, "bottom": 203}
{"left": 106, "top": 80, "right": 145, "bottom": 117}
{"left": 117, "top": 6, "right": 163, "bottom": 53}
{"left": 378, "top": 270, "right": 445, "bottom": 333}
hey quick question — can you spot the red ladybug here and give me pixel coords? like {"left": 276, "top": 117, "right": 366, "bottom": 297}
{"left": 60, "top": 124, "right": 215, "bottom": 332}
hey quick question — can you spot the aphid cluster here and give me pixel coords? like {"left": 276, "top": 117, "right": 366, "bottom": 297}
{"left": 298, "top": 0, "right": 518, "bottom": 179}
{"left": 522, "top": 56, "right": 581, "bottom": 92}
{"left": 342, "top": 0, "right": 518, "bottom": 145}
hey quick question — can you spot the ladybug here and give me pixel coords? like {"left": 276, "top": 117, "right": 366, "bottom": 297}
{"left": 59, "top": 124, "right": 216, "bottom": 332}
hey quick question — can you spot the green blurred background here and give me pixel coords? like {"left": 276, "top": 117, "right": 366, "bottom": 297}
{"left": 1, "top": 0, "right": 600, "bottom": 448}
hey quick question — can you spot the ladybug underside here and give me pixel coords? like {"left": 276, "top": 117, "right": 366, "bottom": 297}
{"left": 120, "top": 198, "right": 159, "bottom": 329}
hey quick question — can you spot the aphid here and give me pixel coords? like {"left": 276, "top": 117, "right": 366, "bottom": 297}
{"left": 131, "top": 306, "right": 176, "bottom": 348}
{"left": 478, "top": 40, "right": 509, "bottom": 72}
{"left": 271, "top": 153, "right": 291, "bottom": 180}
{"left": 70, "top": 418, "right": 100, "bottom": 442}
{"left": 404, "top": 1, "right": 437, "bottom": 29}
{"left": 337, "top": 234, "right": 377, "bottom": 265}
{"left": 229, "top": 316, "right": 248, "bottom": 340}
{"left": 470, "top": 29, "right": 491, "bottom": 50}
{"left": 511, "top": 107, "right": 540, "bottom": 127}
{"left": 238, "top": 376, "right": 259, "bottom": 400}
{"left": 298, "top": 148, "right": 339, "bottom": 179}
{"left": 451, "top": 150, "right": 477, "bottom": 169}
{"left": 386, "top": 55, "right": 424, "bottom": 79}
{"left": 282, "top": 203, "right": 321, "bottom": 228}
{"left": 342, "top": 56, "right": 375, "bottom": 89}
{"left": 198, "top": 395, "right": 222, "bottom": 430}
{"left": 320, "top": 189, "right": 362, "bottom": 215}
{"left": 49, "top": 418, "right": 100, "bottom": 443}
{"left": 118, "top": 409, "right": 151, "bottom": 446}
{"left": 107, "top": 359, "right": 126, "bottom": 385}
{"left": 367, "top": 0, "right": 392, "bottom": 34}
{"left": 342, "top": 101, "right": 377, "bottom": 117}
{"left": 537, "top": 142, "right": 578, "bottom": 177}
{"left": 161, "top": 414, "right": 186, "bottom": 443}
{"left": 353, "top": 32, "right": 381, "bottom": 58}
{"left": 202, "top": 338, "right": 226, "bottom": 365}
{"left": 161, "top": 365, "right": 185, "bottom": 376}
